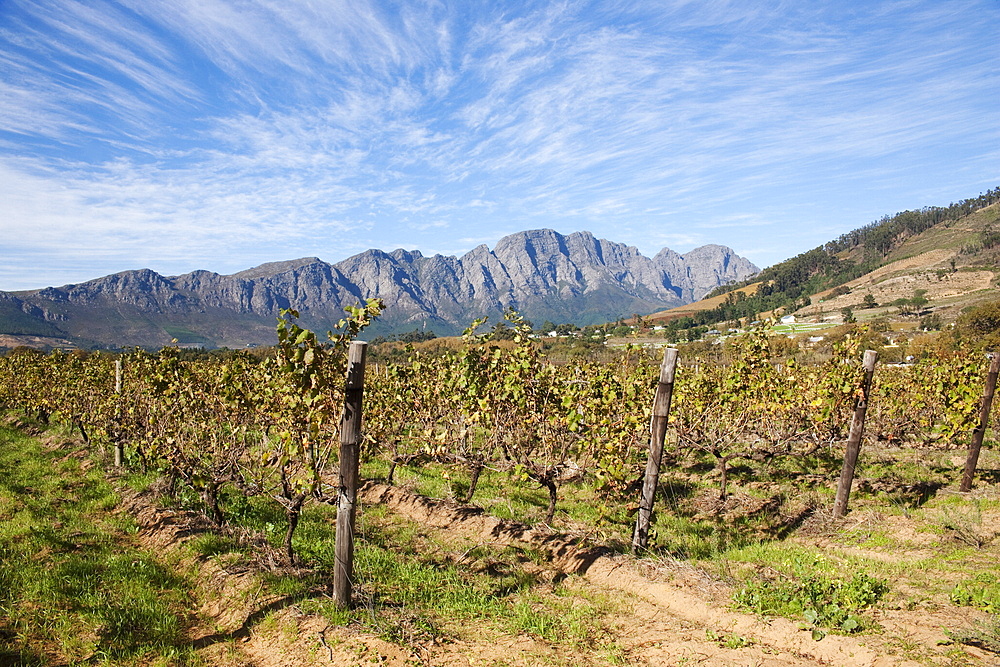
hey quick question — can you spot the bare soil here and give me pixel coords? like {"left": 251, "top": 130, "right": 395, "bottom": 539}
{"left": 0, "top": 333, "right": 77, "bottom": 350}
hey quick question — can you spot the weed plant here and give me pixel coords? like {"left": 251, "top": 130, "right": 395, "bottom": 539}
{"left": 946, "top": 617, "right": 1000, "bottom": 655}
{"left": 733, "top": 570, "right": 888, "bottom": 636}
{"left": 951, "top": 573, "right": 1000, "bottom": 613}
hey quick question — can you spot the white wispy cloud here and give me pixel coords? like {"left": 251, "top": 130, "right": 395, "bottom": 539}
{"left": 0, "top": 0, "right": 997, "bottom": 291}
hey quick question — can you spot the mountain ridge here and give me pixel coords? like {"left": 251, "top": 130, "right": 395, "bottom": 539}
{"left": 0, "top": 229, "right": 757, "bottom": 349}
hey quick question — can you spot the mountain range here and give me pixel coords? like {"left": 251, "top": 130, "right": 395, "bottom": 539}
{"left": 0, "top": 229, "right": 758, "bottom": 349}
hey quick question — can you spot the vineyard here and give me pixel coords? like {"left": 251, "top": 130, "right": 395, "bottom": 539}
{"left": 2, "top": 304, "right": 1000, "bottom": 665}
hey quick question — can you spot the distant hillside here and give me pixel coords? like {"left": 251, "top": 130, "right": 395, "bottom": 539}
{"left": 645, "top": 188, "right": 1000, "bottom": 333}
{"left": 0, "top": 229, "right": 757, "bottom": 349}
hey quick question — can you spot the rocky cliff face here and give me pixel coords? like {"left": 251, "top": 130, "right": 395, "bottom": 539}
{"left": 1, "top": 229, "right": 757, "bottom": 347}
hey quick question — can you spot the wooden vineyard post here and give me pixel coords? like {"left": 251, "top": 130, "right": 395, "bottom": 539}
{"left": 113, "top": 358, "right": 123, "bottom": 468}
{"left": 334, "top": 341, "right": 368, "bottom": 608}
{"left": 833, "top": 349, "right": 878, "bottom": 518}
{"left": 633, "top": 347, "right": 679, "bottom": 553}
{"left": 960, "top": 353, "right": 1000, "bottom": 492}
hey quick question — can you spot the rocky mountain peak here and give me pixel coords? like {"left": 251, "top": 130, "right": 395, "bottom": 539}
{"left": 0, "top": 230, "right": 758, "bottom": 347}
{"left": 230, "top": 257, "right": 326, "bottom": 281}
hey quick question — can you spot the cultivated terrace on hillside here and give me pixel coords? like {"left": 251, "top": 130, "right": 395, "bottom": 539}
{"left": 649, "top": 188, "right": 1000, "bottom": 342}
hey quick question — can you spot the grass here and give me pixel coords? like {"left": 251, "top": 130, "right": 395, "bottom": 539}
{"left": 0, "top": 425, "right": 197, "bottom": 665}
{"left": 946, "top": 617, "right": 1000, "bottom": 655}
{"left": 361, "top": 453, "right": 789, "bottom": 553}
{"left": 771, "top": 322, "right": 838, "bottom": 335}
{"left": 362, "top": 457, "right": 629, "bottom": 533}
{"left": 188, "top": 532, "right": 240, "bottom": 558}
{"left": 732, "top": 565, "right": 889, "bottom": 635}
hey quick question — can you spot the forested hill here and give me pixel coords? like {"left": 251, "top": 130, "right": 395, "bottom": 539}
{"left": 655, "top": 187, "right": 1000, "bottom": 328}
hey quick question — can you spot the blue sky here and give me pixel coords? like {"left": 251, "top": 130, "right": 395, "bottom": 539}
{"left": 1, "top": 0, "right": 997, "bottom": 292}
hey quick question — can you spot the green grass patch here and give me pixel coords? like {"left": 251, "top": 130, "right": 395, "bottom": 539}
{"left": 161, "top": 325, "right": 213, "bottom": 345}
{"left": 771, "top": 322, "right": 837, "bottom": 335}
{"left": 951, "top": 573, "right": 1000, "bottom": 613}
{"left": 946, "top": 617, "right": 1000, "bottom": 656}
{"left": 733, "top": 570, "right": 889, "bottom": 636}
{"left": 722, "top": 542, "right": 890, "bottom": 635}
{"left": 0, "top": 426, "right": 195, "bottom": 664}
{"left": 188, "top": 532, "right": 240, "bottom": 558}
{"left": 653, "top": 513, "right": 754, "bottom": 560}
